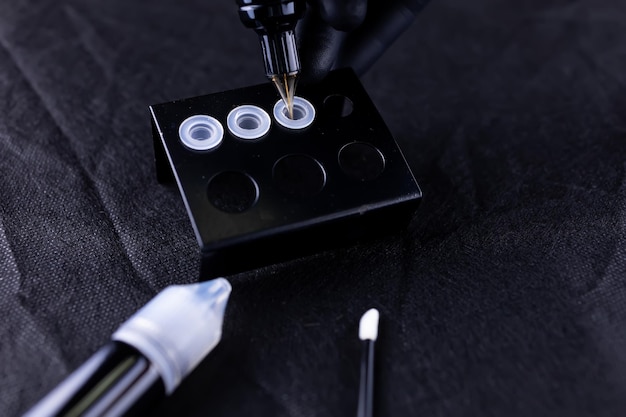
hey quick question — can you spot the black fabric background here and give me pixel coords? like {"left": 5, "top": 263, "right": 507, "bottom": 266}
{"left": 1, "top": 0, "right": 625, "bottom": 416}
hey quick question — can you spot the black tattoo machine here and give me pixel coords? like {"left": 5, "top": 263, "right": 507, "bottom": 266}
{"left": 236, "top": 0, "right": 306, "bottom": 119}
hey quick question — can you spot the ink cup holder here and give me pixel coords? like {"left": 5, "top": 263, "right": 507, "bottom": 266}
{"left": 151, "top": 68, "right": 422, "bottom": 278}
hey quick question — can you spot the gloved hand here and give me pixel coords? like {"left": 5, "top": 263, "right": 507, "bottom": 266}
{"left": 296, "top": 0, "right": 431, "bottom": 82}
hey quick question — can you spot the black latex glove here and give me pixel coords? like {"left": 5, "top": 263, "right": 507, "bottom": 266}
{"left": 296, "top": 0, "right": 431, "bottom": 83}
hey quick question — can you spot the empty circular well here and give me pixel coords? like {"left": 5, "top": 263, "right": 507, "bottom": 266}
{"left": 338, "top": 142, "right": 386, "bottom": 181}
{"left": 273, "top": 154, "right": 326, "bottom": 197}
{"left": 207, "top": 171, "right": 259, "bottom": 213}
{"left": 178, "top": 115, "right": 224, "bottom": 151}
{"left": 227, "top": 105, "right": 271, "bottom": 140}
{"left": 323, "top": 94, "right": 354, "bottom": 117}
{"left": 273, "top": 96, "right": 316, "bottom": 130}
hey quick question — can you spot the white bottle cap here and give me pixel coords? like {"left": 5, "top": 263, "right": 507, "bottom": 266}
{"left": 112, "top": 278, "right": 231, "bottom": 394}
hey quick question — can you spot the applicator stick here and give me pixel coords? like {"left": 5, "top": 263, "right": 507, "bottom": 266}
{"left": 357, "top": 308, "right": 379, "bottom": 417}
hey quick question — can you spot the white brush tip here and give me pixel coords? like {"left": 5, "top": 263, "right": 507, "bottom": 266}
{"left": 359, "top": 308, "right": 380, "bottom": 341}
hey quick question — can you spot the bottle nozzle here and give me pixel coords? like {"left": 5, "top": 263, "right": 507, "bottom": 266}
{"left": 112, "top": 278, "right": 232, "bottom": 394}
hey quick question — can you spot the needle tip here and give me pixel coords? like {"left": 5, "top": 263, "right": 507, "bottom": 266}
{"left": 272, "top": 73, "right": 298, "bottom": 119}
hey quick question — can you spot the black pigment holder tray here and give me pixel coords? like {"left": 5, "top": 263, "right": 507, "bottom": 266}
{"left": 151, "top": 68, "right": 422, "bottom": 278}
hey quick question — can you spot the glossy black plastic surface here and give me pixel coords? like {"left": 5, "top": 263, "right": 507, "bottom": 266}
{"left": 151, "top": 68, "right": 422, "bottom": 278}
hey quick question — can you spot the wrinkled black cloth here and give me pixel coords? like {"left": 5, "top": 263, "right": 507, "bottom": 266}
{"left": 1, "top": 1, "right": 625, "bottom": 416}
